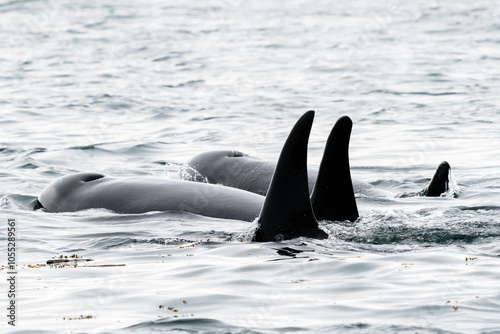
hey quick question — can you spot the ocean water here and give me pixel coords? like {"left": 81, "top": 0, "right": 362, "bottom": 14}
{"left": 1, "top": 0, "right": 500, "bottom": 333}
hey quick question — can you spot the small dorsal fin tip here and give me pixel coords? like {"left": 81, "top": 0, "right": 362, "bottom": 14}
{"left": 421, "top": 161, "right": 451, "bottom": 196}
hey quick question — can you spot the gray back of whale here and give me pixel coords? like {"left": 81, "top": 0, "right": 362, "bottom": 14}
{"left": 36, "top": 110, "right": 330, "bottom": 242}
{"left": 38, "top": 172, "right": 264, "bottom": 221}
{"left": 184, "top": 154, "right": 450, "bottom": 199}
{"left": 183, "top": 150, "right": 318, "bottom": 196}
{"left": 184, "top": 115, "right": 360, "bottom": 224}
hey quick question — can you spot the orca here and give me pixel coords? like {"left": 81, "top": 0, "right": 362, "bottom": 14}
{"left": 35, "top": 111, "right": 348, "bottom": 241}
{"left": 419, "top": 161, "right": 451, "bottom": 196}
{"left": 396, "top": 161, "right": 452, "bottom": 198}
{"left": 182, "top": 117, "right": 361, "bottom": 199}
{"left": 35, "top": 172, "right": 264, "bottom": 222}
{"left": 183, "top": 145, "right": 452, "bottom": 200}
{"left": 183, "top": 115, "right": 360, "bottom": 223}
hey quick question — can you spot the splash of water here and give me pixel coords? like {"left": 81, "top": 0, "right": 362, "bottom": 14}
{"left": 441, "top": 169, "right": 460, "bottom": 198}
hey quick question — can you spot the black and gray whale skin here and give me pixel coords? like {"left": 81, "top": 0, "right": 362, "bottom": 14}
{"left": 184, "top": 116, "right": 360, "bottom": 223}
{"left": 35, "top": 111, "right": 352, "bottom": 241}
{"left": 419, "top": 161, "right": 451, "bottom": 196}
{"left": 184, "top": 144, "right": 452, "bottom": 201}
{"left": 253, "top": 111, "right": 328, "bottom": 241}
{"left": 310, "top": 116, "right": 358, "bottom": 222}
{"left": 182, "top": 119, "right": 358, "bottom": 199}
{"left": 35, "top": 172, "right": 264, "bottom": 222}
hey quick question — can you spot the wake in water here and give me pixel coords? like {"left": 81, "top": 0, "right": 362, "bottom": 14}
{"left": 323, "top": 207, "right": 500, "bottom": 251}
{"left": 31, "top": 111, "right": 466, "bottom": 248}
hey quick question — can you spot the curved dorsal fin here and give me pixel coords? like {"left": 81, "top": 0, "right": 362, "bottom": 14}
{"left": 311, "top": 116, "right": 359, "bottom": 222}
{"left": 420, "top": 161, "right": 451, "bottom": 196}
{"left": 254, "top": 110, "right": 328, "bottom": 241}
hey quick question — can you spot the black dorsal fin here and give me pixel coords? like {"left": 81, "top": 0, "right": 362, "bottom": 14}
{"left": 419, "top": 161, "right": 451, "bottom": 196}
{"left": 254, "top": 110, "right": 328, "bottom": 242}
{"left": 310, "top": 116, "right": 359, "bottom": 222}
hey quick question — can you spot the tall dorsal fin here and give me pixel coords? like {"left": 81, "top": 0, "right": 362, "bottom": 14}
{"left": 419, "top": 161, "right": 451, "bottom": 196}
{"left": 310, "top": 116, "right": 359, "bottom": 222}
{"left": 254, "top": 110, "right": 328, "bottom": 242}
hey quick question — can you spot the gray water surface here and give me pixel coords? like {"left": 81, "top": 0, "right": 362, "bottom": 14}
{"left": 1, "top": 0, "right": 500, "bottom": 333}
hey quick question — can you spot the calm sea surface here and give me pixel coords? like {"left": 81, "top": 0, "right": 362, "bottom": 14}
{"left": 1, "top": 0, "right": 500, "bottom": 333}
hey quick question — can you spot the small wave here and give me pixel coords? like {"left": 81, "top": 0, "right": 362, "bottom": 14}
{"left": 152, "top": 55, "right": 172, "bottom": 62}
{"left": 19, "top": 162, "right": 38, "bottom": 169}
{"left": 124, "top": 317, "right": 448, "bottom": 334}
{"left": 140, "top": 237, "right": 201, "bottom": 246}
{"left": 97, "top": 237, "right": 199, "bottom": 249}
{"left": 0, "top": 147, "right": 18, "bottom": 154}
{"left": 366, "top": 89, "right": 462, "bottom": 96}
{"left": 78, "top": 235, "right": 208, "bottom": 250}
{"left": 107, "top": 102, "right": 133, "bottom": 110}
{"left": 162, "top": 80, "right": 205, "bottom": 89}
{"left": 457, "top": 205, "right": 500, "bottom": 212}
{"left": 83, "top": 237, "right": 141, "bottom": 250}
{"left": 68, "top": 144, "right": 98, "bottom": 150}
{"left": 1, "top": 194, "right": 39, "bottom": 210}
{"left": 324, "top": 210, "right": 500, "bottom": 250}
{"left": 319, "top": 323, "right": 457, "bottom": 334}
{"left": 125, "top": 317, "right": 305, "bottom": 333}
